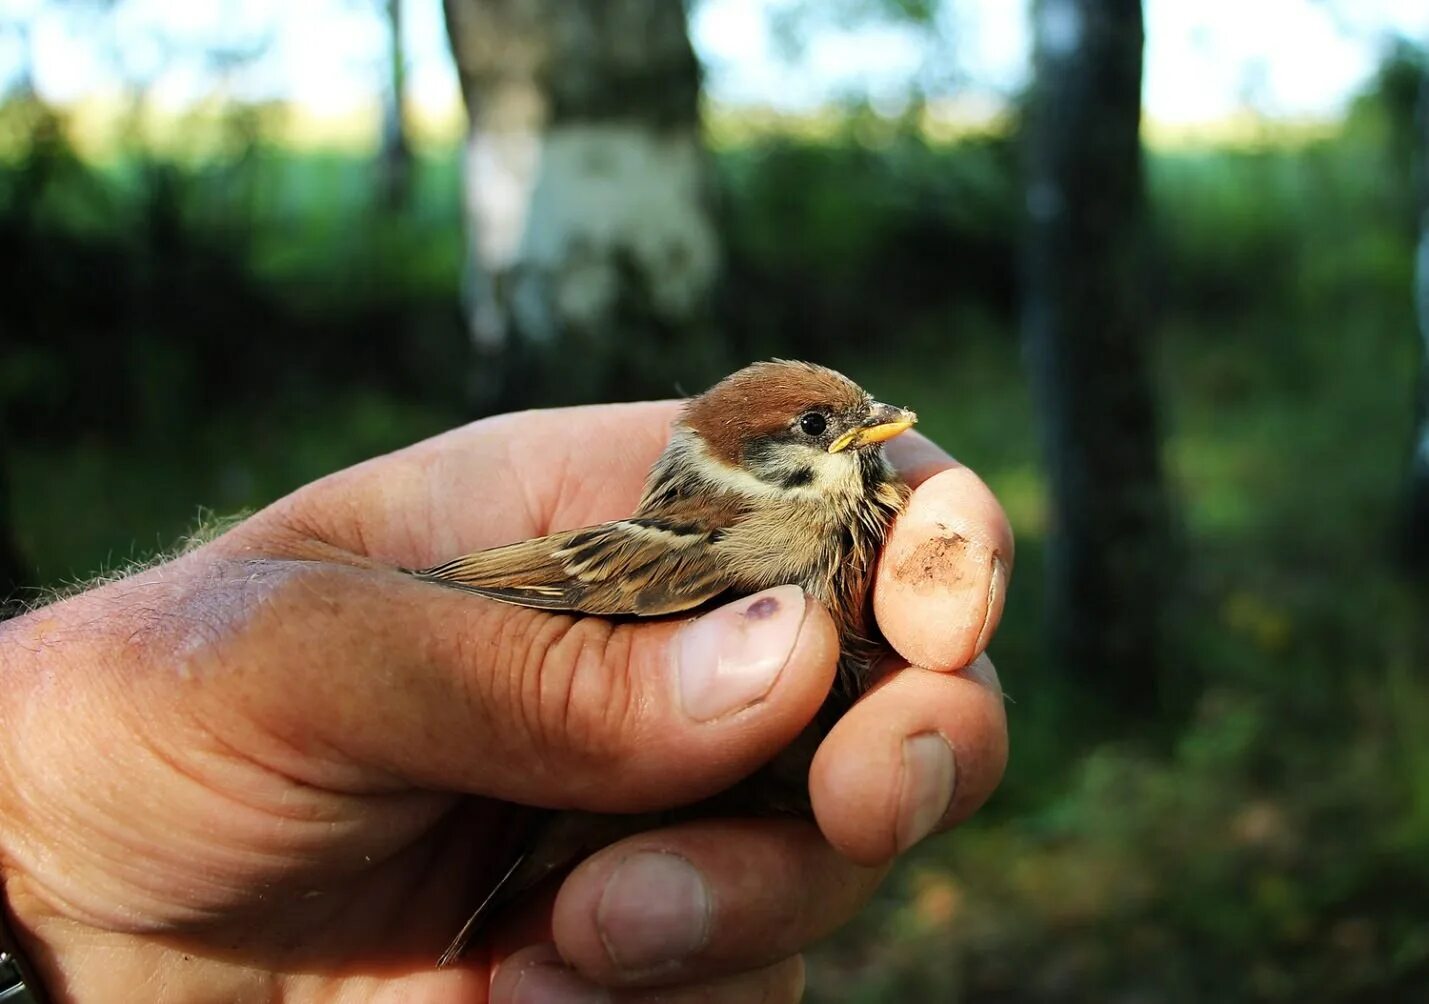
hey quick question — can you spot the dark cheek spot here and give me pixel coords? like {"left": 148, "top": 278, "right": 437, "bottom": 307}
{"left": 745, "top": 596, "right": 781, "bottom": 620}
{"left": 893, "top": 533, "right": 977, "bottom": 592}
{"left": 780, "top": 467, "right": 814, "bottom": 489}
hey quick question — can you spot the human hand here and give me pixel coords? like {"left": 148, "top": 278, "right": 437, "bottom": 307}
{"left": 0, "top": 401, "right": 1011, "bottom": 1002}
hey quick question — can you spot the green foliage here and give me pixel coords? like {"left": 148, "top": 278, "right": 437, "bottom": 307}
{"left": 718, "top": 122, "right": 1018, "bottom": 360}
{"left": 0, "top": 99, "right": 471, "bottom": 446}
{"left": 808, "top": 664, "right": 1429, "bottom": 1002}
{"left": 2, "top": 44, "right": 1428, "bottom": 1000}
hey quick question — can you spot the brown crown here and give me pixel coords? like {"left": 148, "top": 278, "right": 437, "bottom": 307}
{"left": 681, "top": 360, "right": 870, "bottom": 466}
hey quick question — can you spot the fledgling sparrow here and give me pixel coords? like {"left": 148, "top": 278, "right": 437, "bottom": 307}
{"left": 412, "top": 360, "right": 918, "bottom": 965}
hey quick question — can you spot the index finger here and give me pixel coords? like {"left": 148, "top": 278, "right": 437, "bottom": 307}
{"left": 876, "top": 434, "right": 1014, "bottom": 670}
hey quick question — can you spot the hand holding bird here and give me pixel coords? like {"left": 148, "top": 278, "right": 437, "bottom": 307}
{"left": 412, "top": 361, "right": 1005, "bottom": 965}
{"left": 0, "top": 365, "right": 1012, "bottom": 1003}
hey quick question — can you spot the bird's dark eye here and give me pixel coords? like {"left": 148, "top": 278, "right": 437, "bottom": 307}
{"left": 798, "top": 412, "right": 827, "bottom": 436}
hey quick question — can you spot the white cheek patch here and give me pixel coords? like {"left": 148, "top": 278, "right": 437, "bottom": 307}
{"left": 680, "top": 430, "right": 862, "bottom": 502}
{"left": 677, "top": 431, "right": 784, "bottom": 499}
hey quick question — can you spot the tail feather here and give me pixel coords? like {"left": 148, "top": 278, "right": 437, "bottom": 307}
{"left": 435, "top": 848, "right": 533, "bottom": 968}
{"left": 436, "top": 811, "right": 655, "bottom": 966}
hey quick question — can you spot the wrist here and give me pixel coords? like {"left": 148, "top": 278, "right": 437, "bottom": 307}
{"left": 1, "top": 905, "right": 48, "bottom": 1003}
{"left": 0, "top": 599, "right": 206, "bottom": 1003}
{"left": 1, "top": 613, "right": 48, "bottom": 1003}
{"left": 0, "top": 896, "right": 264, "bottom": 1004}
{"left": 0, "top": 888, "right": 52, "bottom": 1004}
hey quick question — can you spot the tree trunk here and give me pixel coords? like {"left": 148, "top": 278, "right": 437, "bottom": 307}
{"left": 1022, "top": 0, "right": 1170, "bottom": 711}
{"left": 1412, "top": 242, "right": 1429, "bottom": 569}
{"left": 378, "top": 0, "right": 412, "bottom": 211}
{"left": 442, "top": 0, "right": 722, "bottom": 407}
{"left": 1406, "top": 62, "right": 1429, "bottom": 573}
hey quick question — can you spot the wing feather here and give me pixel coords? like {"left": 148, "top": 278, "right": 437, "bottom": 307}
{"left": 412, "top": 518, "right": 731, "bottom": 616}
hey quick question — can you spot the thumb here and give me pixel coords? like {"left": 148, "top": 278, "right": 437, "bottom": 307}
{"left": 180, "top": 561, "right": 839, "bottom": 813}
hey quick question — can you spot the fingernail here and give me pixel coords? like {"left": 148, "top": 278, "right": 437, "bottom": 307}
{"left": 961, "top": 653, "right": 1002, "bottom": 695}
{"left": 676, "top": 584, "right": 806, "bottom": 721}
{"left": 974, "top": 553, "right": 1009, "bottom": 656}
{"left": 506, "top": 962, "right": 611, "bottom": 1004}
{"left": 597, "top": 851, "right": 711, "bottom": 974}
{"left": 896, "top": 732, "right": 956, "bottom": 852}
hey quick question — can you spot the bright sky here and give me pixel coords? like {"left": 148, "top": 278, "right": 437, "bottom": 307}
{"left": 3, "top": 0, "right": 1428, "bottom": 126}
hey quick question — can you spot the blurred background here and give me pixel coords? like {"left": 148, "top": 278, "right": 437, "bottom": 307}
{"left": 3, "top": 0, "right": 1428, "bottom": 999}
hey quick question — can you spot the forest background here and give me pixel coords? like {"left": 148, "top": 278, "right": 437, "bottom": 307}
{"left": 3, "top": 1, "right": 1428, "bottom": 999}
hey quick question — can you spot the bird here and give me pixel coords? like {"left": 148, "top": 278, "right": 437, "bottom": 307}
{"left": 411, "top": 360, "right": 918, "bottom": 966}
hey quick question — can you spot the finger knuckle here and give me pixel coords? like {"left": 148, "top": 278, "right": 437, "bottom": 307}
{"left": 497, "top": 610, "right": 642, "bottom": 776}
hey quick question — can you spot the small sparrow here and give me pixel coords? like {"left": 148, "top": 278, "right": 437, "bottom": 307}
{"left": 413, "top": 360, "right": 918, "bottom": 965}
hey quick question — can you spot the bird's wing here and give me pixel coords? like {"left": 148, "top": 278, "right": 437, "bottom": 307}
{"left": 410, "top": 515, "right": 734, "bottom": 617}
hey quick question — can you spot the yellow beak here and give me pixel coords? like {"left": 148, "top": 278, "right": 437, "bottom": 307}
{"left": 828, "top": 404, "right": 918, "bottom": 454}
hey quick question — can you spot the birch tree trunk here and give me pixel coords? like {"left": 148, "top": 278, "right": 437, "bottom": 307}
{"left": 1023, "top": 0, "right": 1171, "bottom": 709}
{"left": 443, "top": 0, "right": 721, "bottom": 406}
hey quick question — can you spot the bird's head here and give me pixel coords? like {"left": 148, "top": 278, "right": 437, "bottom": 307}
{"left": 677, "top": 360, "right": 917, "bottom": 497}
